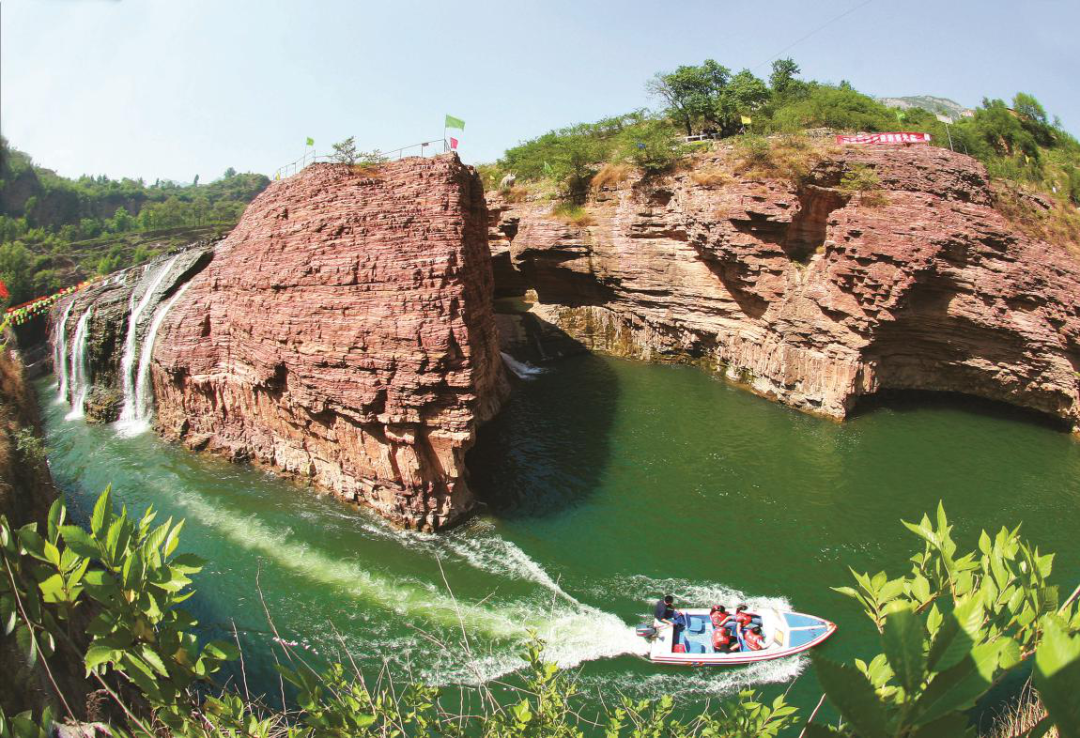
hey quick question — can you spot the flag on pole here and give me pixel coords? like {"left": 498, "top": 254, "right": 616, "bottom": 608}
{"left": 306, "top": 137, "right": 314, "bottom": 146}
{"left": 935, "top": 114, "right": 953, "bottom": 125}
{"left": 0, "top": 280, "right": 8, "bottom": 300}
{"left": 445, "top": 114, "right": 465, "bottom": 130}
{"left": 449, "top": 137, "right": 459, "bottom": 150}
{"left": 740, "top": 115, "right": 752, "bottom": 125}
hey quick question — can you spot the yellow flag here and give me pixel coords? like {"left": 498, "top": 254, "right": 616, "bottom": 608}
{"left": 741, "top": 115, "right": 753, "bottom": 125}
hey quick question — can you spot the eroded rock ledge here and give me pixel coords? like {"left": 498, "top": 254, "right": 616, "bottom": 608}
{"left": 490, "top": 145, "right": 1080, "bottom": 430}
{"left": 151, "top": 156, "right": 509, "bottom": 530}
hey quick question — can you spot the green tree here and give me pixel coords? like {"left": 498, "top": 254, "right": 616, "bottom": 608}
{"left": 0, "top": 241, "right": 34, "bottom": 303}
{"left": 768, "top": 57, "right": 801, "bottom": 95}
{"left": 646, "top": 59, "right": 731, "bottom": 135}
{"left": 717, "top": 69, "right": 770, "bottom": 134}
{"left": 331, "top": 136, "right": 359, "bottom": 165}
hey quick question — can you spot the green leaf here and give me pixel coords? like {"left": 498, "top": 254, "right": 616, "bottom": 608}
{"left": 908, "top": 712, "right": 972, "bottom": 738}
{"left": 17, "top": 527, "right": 47, "bottom": 561}
{"left": 38, "top": 574, "right": 67, "bottom": 604}
{"left": 46, "top": 499, "right": 64, "bottom": 543}
{"left": 163, "top": 519, "right": 184, "bottom": 558}
{"left": 139, "top": 646, "right": 170, "bottom": 677}
{"left": 84, "top": 645, "right": 119, "bottom": 672}
{"left": 59, "top": 525, "right": 98, "bottom": 558}
{"left": 882, "top": 606, "right": 928, "bottom": 696}
{"left": 1033, "top": 618, "right": 1080, "bottom": 738}
{"left": 913, "top": 640, "right": 1002, "bottom": 726}
{"left": 16, "top": 625, "right": 37, "bottom": 670}
{"left": 812, "top": 653, "right": 890, "bottom": 738}
{"left": 91, "top": 487, "right": 112, "bottom": 537}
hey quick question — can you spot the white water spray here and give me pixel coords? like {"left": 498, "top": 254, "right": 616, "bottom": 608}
{"left": 53, "top": 300, "right": 76, "bottom": 403}
{"left": 117, "top": 281, "right": 191, "bottom": 436}
{"left": 117, "top": 256, "right": 181, "bottom": 425}
{"left": 64, "top": 306, "right": 94, "bottom": 420}
{"left": 500, "top": 351, "right": 548, "bottom": 380}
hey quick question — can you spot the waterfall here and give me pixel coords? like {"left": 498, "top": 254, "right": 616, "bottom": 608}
{"left": 64, "top": 306, "right": 94, "bottom": 420}
{"left": 117, "top": 255, "right": 182, "bottom": 424}
{"left": 500, "top": 351, "right": 548, "bottom": 380}
{"left": 117, "top": 281, "right": 192, "bottom": 436}
{"left": 53, "top": 300, "right": 76, "bottom": 403}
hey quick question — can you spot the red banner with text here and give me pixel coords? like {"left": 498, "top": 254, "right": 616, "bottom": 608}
{"left": 836, "top": 132, "right": 932, "bottom": 145}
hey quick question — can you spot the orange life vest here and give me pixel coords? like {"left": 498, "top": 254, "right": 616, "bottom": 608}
{"left": 744, "top": 630, "right": 765, "bottom": 651}
{"left": 735, "top": 611, "right": 754, "bottom": 626}
{"left": 711, "top": 628, "right": 730, "bottom": 649}
{"left": 710, "top": 611, "right": 730, "bottom": 628}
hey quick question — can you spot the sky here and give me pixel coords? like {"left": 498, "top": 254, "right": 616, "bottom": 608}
{"left": 2, "top": 0, "right": 1078, "bottom": 183}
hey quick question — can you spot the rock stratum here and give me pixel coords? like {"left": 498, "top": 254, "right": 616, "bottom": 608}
{"left": 150, "top": 157, "right": 508, "bottom": 530}
{"left": 490, "top": 145, "right": 1080, "bottom": 429}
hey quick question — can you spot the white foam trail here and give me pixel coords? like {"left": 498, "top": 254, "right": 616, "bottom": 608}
{"left": 64, "top": 306, "right": 94, "bottom": 420}
{"left": 157, "top": 489, "right": 645, "bottom": 684}
{"left": 353, "top": 514, "right": 577, "bottom": 604}
{"left": 577, "top": 654, "right": 806, "bottom": 701}
{"left": 53, "top": 300, "right": 75, "bottom": 403}
{"left": 116, "top": 281, "right": 191, "bottom": 437}
{"left": 117, "top": 256, "right": 181, "bottom": 425}
{"left": 500, "top": 351, "right": 548, "bottom": 380}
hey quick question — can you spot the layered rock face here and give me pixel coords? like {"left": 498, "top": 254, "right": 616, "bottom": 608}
{"left": 151, "top": 156, "right": 509, "bottom": 530}
{"left": 490, "top": 145, "right": 1080, "bottom": 429}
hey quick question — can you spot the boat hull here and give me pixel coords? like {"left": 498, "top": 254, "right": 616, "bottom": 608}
{"left": 646, "top": 608, "right": 836, "bottom": 665}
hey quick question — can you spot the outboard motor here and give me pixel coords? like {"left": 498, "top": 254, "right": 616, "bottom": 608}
{"left": 635, "top": 624, "right": 657, "bottom": 639}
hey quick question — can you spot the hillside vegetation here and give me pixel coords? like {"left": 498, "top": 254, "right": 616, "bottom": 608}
{"left": 0, "top": 137, "right": 269, "bottom": 305}
{"left": 480, "top": 58, "right": 1080, "bottom": 250}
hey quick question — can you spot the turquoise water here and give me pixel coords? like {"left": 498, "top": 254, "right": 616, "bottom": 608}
{"left": 36, "top": 354, "right": 1080, "bottom": 721}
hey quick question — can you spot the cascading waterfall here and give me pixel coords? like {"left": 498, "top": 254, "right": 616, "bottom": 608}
{"left": 53, "top": 299, "right": 76, "bottom": 403}
{"left": 64, "top": 306, "right": 94, "bottom": 420}
{"left": 117, "top": 255, "right": 182, "bottom": 426}
{"left": 119, "top": 281, "right": 192, "bottom": 436}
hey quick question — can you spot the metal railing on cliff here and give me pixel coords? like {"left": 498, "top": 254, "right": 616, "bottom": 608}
{"left": 273, "top": 138, "right": 450, "bottom": 180}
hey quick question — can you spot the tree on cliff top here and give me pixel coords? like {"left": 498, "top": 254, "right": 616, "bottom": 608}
{"left": 330, "top": 136, "right": 358, "bottom": 165}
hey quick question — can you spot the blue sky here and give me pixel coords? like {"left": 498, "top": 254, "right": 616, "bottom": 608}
{"left": 3, "top": 0, "right": 1078, "bottom": 183}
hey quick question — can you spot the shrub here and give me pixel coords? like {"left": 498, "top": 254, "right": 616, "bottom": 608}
{"left": 551, "top": 201, "right": 594, "bottom": 227}
{"left": 620, "top": 119, "right": 686, "bottom": 173}
{"left": 591, "top": 162, "right": 633, "bottom": 191}
{"left": 689, "top": 167, "right": 732, "bottom": 188}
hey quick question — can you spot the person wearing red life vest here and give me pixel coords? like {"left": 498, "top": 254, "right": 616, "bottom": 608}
{"left": 709, "top": 605, "right": 731, "bottom": 629}
{"left": 712, "top": 625, "right": 738, "bottom": 653}
{"left": 735, "top": 604, "right": 761, "bottom": 627}
{"left": 744, "top": 626, "right": 766, "bottom": 651}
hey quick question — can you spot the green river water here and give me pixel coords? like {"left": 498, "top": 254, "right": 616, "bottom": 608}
{"left": 36, "top": 354, "right": 1080, "bottom": 725}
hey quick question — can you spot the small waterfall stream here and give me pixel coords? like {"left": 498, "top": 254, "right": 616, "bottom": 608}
{"left": 117, "top": 255, "right": 182, "bottom": 424}
{"left": 53, "top": 299, "right": 76, "bottom": 403}
{"left": 64, "top": 306, "right": 94, "bottom": 419}
{"left": 119, "top": 281, "right": 192, "bottom": 436}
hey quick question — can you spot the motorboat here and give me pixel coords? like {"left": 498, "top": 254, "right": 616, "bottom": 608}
{"left": 636, "top": 607, "right": 836, "bottom": 665}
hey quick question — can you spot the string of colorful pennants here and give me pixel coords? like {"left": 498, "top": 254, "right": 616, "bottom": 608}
{"left": 2, "top": 280, "right": 97, "bottom": 326}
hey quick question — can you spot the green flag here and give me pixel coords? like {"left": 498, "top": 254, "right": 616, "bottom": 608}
{"left": 306, "top": 137, "right": 314, "bottom": 146}
{"left": 444, "top": 114, "right": 465, "bottom": 130}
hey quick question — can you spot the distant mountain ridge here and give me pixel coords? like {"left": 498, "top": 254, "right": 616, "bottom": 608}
{"left": 877, "top": 95, "right": 974, "bottom": 121}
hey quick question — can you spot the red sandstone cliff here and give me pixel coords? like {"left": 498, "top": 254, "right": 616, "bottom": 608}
{"left": 151, "top": 156, "right": 509, "bottom": 530}
{"left": 490, "top": 144, "right": 1080, "bottom": 429}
